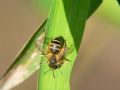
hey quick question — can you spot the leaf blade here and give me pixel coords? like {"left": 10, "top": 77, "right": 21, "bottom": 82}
{"left": 0, "top": 20, "right": 46, "bottom": 90}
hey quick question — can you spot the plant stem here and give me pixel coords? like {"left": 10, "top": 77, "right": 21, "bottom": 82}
{"left": 38, "top": 0, "right": 90, "bottom": 90}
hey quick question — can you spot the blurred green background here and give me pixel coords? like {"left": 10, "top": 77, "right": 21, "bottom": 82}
{"left": 0, "top": 0, "right": 120, "bottom": 90}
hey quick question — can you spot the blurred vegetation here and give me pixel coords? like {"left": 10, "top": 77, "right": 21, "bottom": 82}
{"left": 37, "top": 0, "right": 120, "bottom": 26}
{"left": 95, "top": 0, "right": 120, "bottom": 26}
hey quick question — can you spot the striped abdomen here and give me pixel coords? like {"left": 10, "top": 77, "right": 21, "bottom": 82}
{"left": 49, "top": 36, "right": 65, "bottom": 54}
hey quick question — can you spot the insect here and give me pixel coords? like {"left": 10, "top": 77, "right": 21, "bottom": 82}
{"left": 47, "top": 36, "right": 67, "bottom": 70}
{"left": 36, "top": 36, "right": 69, "bottom": 78}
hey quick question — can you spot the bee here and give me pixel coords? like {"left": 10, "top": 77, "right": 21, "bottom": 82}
{"left": 47, "top": 36, "right": 67, "bottom": 70}
{"left": 36, "top": 36, "right": 69, "bottom": 78}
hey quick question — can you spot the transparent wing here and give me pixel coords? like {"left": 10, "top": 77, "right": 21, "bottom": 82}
{"left": 64, "top": 44, "right": 74, "bottom": 58}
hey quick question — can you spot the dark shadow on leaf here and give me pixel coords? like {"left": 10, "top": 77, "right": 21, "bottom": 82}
{"left": 62, "top": 0, "right": 102, "bottom": 51}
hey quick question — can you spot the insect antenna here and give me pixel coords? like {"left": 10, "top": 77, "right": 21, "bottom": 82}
{"left": 43, "top": 69, "right": 51, "bottom": 74}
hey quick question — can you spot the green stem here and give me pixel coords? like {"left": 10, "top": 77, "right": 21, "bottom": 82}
{"left": 38, "top": 0, "right": 90, "bottom": 90}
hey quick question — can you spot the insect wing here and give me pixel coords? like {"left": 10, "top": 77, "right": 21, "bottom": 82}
{"left": 64, "top": 44, "right": 74, "bottom": 57}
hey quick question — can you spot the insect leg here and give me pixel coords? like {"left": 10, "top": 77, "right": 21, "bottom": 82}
{"left": 37, "top": 46, "right": 46, "bottom": 55}
{"left": 44, "top": 69, "right": 55, "bottom": 78}
{"left": 64, "top": 57, "right": 70, "bottom": 62}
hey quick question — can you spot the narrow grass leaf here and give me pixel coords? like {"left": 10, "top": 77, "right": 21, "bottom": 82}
{"left": 38, "top": 0, "right": 90, "bottom": 90}
{"left": 0, "top": 20, "right": 46, "bottom": 90}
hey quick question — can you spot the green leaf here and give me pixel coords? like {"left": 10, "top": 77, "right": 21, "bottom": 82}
{"left": 0, "top": 20, "right": 46, "bottom": 90}
{"left": 38, "top": 0, "right": 102, "bottom": 90}
{"left": 96, "top": 0, "right": 120, "bottom": 25}
{"left": 88, "top": 0, "right": 103, "bottom": 17}
{"left": 117, "top": 0, "right": 120, "bottom": 5}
